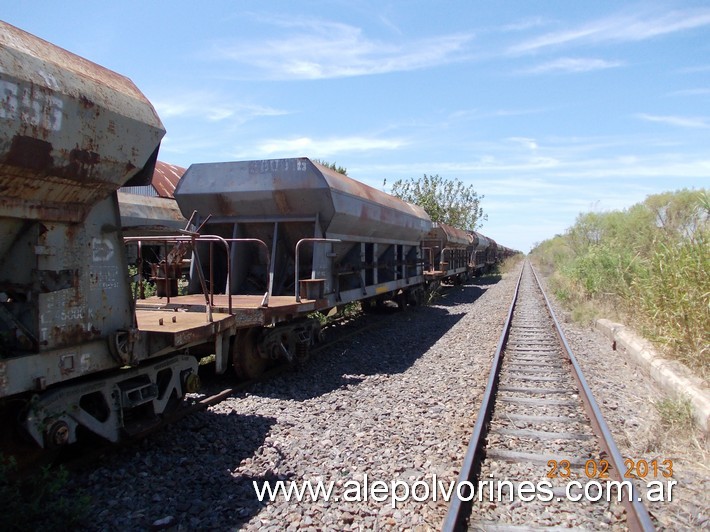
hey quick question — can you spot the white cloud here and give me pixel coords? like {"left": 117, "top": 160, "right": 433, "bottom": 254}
{"left": 153, "top": 91, "right": 288, "bottom": 123}
{"left": 501, "top": 17, "right": 549, "bottom": 32}
{"left": 210, "top": 18, "right": 474, "bottom": 79}
{"left": 521, "top": 57, "right": 623, "bottom": 74}
{"left": 507, "top": 137, "right": 538, "bottom": 150}
{"left": 509, "top": 8, "right": 710, "bottom": 54}
{"left": 245, "top": 135, "right": 408, "bottom": 158}
{"left": 636, "top": 113, "right": 709, "bottom": 129}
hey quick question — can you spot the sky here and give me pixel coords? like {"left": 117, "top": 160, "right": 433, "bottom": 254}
{"left": 3, "top": 1, "right": 710, "bottom": 252}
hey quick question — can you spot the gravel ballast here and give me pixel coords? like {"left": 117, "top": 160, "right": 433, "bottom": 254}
{"left": 74, "top": 273, "right": 514, "bottom": 530}
{"left": 68, "top": 262, "right": 707, "bottom": 530}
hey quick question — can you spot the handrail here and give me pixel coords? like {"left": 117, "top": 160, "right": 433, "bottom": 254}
{"left": 294, "top": 238, "right": 341, "bottom": 302}
{"left": 125, "top": 235, "right": 272, "bottom": 312}
{"left": 223, "top": 238, "right": 271, "bottom": 307}
{"left": 125, "top": 234, "right": 229, "bottom": 316}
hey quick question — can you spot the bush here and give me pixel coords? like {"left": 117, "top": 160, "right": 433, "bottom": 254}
{"left": 531, "top": 189, "right": 708, "bottom": 375}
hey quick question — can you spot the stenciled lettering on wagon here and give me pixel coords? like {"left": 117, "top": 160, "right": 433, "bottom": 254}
{"left": 259, "top": 159, "right": 289, "bottom": 173}
{"left": 253, "top": 159, "right": 309, "bottom": 174}
{"left": 0, "top": 79, "right": 64, "bottom": 131}
{"left": 91, "top": 265, "right": 120, "bottom": 290}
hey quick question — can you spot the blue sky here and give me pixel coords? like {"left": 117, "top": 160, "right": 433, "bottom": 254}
{"left": 4, "top": 1, "right": 709, "bottom": 252}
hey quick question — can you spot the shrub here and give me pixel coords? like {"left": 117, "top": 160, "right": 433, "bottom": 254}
{"left": 531, "top": 189, "right": 708, "bottom": 375}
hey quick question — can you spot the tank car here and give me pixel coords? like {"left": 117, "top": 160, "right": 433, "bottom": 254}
{"left": 0, "top": 22, "right": 209, "bottom": 447}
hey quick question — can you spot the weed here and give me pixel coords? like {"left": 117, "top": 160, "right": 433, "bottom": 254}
{"left": 0, "top": 456, "right": 90, "bottom": 531}
{"left": 531, "top": 188, "right": 709, "bottom": 376}
{"left": 654, "top": 396, "right": 695, "bottom": 432}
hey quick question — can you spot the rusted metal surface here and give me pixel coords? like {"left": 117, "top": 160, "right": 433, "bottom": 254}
{"left": 118, "top": 191, "right": 186, "bottom": 234}
{"left": 151, "top": 161, "right": 184, "bottom": 198}
{"left": 0, "top": 20, "right": 165, "bottom": 223}
{"left": 134, "top": 310, "right": 238, "bottom": 348}
{"left": 0, "top": 23, "right": 167, "bottom": 401}
{"left": 470, "top": 231, "right": 490, "bottom": 250}
{"left": 423, "top": 222, "right": 471, "bottom": 248}
{"left": 174, "top": 157, "right": 433, "bottom": 245}
{"left": 122, "top": 161, "right": 185, "bottom": 198}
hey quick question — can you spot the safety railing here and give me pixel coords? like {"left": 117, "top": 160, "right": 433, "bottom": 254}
{"left": 124, "top": 235, "right": 270, "bottom": 317}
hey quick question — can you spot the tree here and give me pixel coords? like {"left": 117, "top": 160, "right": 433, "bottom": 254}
{"left": 313, "top": 159, "right": 347, "bottom": 175}
{"left": 386, "top": 174, "right": 486, "bottom": 230}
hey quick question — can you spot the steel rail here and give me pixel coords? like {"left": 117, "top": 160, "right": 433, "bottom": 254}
{"left": 530, "top": 264, "right": 655, "bottom": 532}
{"left": 442, "top": 262, "right": 524, "bottom": 531}
{"left": 443, "top": 261, "right": 655, "bottom": 531}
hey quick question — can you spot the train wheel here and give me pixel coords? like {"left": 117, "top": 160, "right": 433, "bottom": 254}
{"left": 232, "top": 328, "right": 267, "bottom": 380}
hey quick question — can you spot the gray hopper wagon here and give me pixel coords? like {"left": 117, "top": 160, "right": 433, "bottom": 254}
{"left": 0, "top": 21, "right": 218, "bottom": 447}
{"left": 131, "top": 157, "right": 433, "bottom": 378}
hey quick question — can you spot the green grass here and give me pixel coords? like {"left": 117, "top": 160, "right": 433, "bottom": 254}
{"left": 531, "top": 189, "right": 709, "bottom": 377}
{"left": 654, "top": 396, "right": 695, "bottom": 432}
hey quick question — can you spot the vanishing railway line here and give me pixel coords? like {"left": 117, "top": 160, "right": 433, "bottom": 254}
{"left": 444, "top": 261, "right": 656, "bottom": 531}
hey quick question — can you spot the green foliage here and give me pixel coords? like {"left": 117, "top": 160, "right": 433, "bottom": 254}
{"left": 654, "top": 396, "right": 694, "bottom": 431}
{"left": 307, "top": 311, "right": 329, "bottom": 326}
{"left": 386, "top": 174, "right": 486, "bottom": 230}
{"left": 531, "top": 189, "right": 709, "bottom": 374}
{"left": 313, "top": 159, "right": 347, "bottom": 175}
{"left": 0, "top": 457, "right": 90, "bottom": 531}
{"left": 128, "top": 264, "right": 157, "bottom": 299}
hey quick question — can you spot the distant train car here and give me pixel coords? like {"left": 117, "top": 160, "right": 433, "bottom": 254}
{"left": 485, "top": 238, "right": 499, "bottom": 271}
{"left": 468, "top": 231, "right": 490, "bottom": 275}
{"left": 422, "top": 223, "right": 473, "bottom": 284}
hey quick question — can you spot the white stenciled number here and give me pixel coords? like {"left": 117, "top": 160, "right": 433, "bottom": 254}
{"left": 0, "top": 79, "right": 63, "bottom": 130}
{"left": 0, "top": 79, "right": 18, "bottom": 120}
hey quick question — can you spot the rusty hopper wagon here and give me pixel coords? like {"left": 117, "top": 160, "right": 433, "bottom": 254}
{"left": 0, "top": 22, "right": 218, "bottom": 447}
{"left": 421, "top": 222, "right": 473, "bottom": 285}
{"left": 469, "top": 231, "right": 492, "bottom": 275}
{"left": 129, "top": 158, "right": 433, "bottom": 379}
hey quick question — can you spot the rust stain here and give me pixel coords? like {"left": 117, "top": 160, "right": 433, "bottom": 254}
{"left": 51, "top": 324, "right": 101, "bottom": 348}
{"left": 151, "top": 161, "right": 185, "bottom": 198}
{"left": 5, "top": 135, "right": 53, "bottom": 171}
{"left": 273, "top": 189, "right": 293, "bottom": 214}
{"left": 78, "top": 94, "right": 95, "bottom": 109}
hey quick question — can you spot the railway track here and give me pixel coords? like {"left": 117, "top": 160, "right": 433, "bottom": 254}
{"left": 444, "top": 261, "right": 656, "bottom": 531}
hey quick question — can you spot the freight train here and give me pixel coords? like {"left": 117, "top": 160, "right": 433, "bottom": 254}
{"left": 0, "top": 21, "right": 516, "bottom": 448}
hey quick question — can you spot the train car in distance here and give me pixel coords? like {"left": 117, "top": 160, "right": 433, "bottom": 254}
{"left": 421, "top": 223, "right": 473, "bottom": 285}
